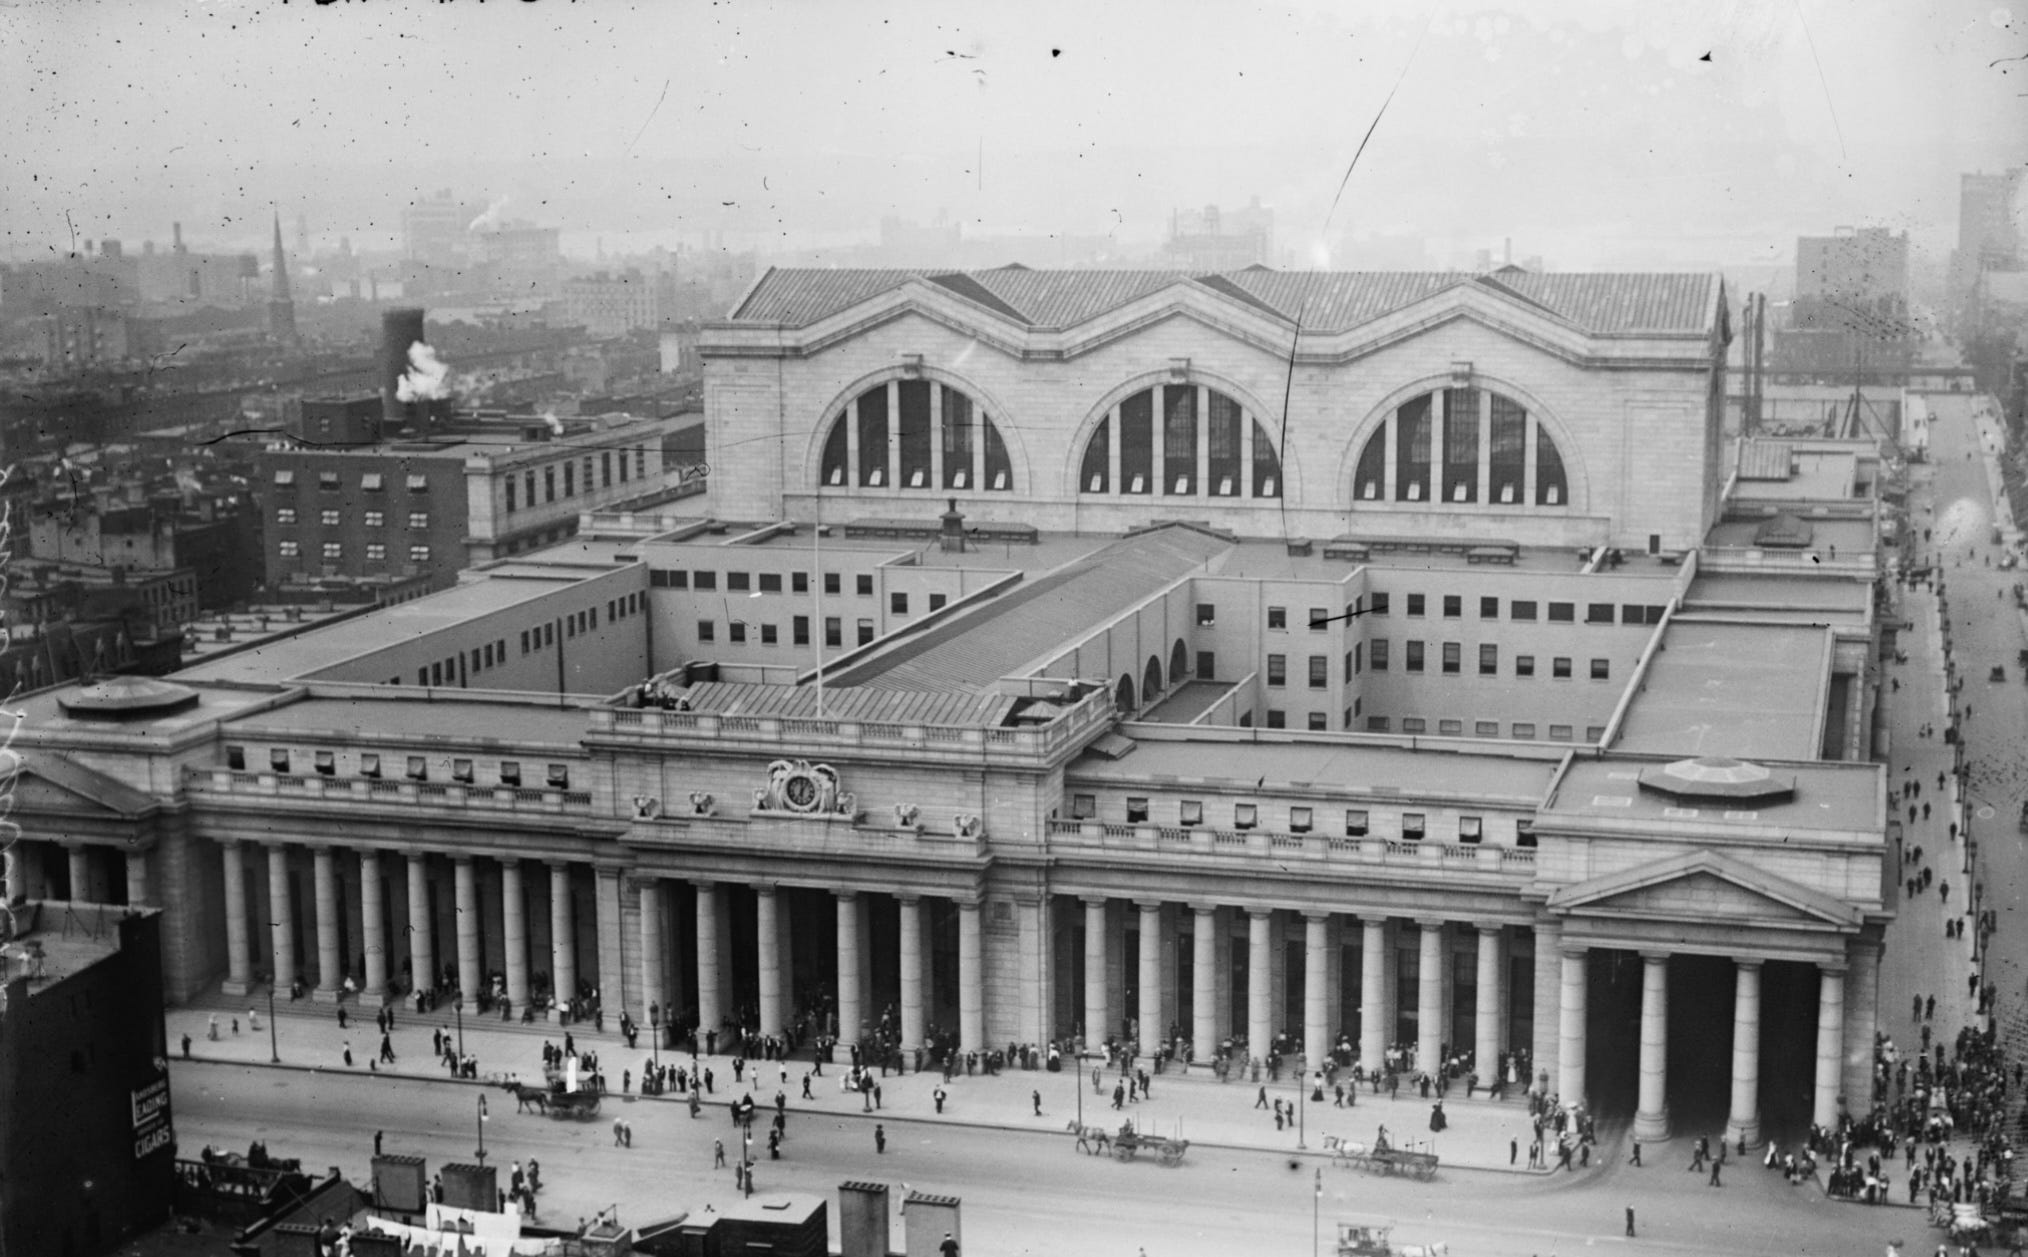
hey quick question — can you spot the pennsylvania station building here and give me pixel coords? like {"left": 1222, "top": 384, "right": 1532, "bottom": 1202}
{"left": 5, "top": 265, "right": 1891, "bottom": 1146}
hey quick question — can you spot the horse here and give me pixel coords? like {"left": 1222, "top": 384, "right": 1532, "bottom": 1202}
{"left": 1064, "top": 1120, "right": 1112, "bottom": 1155}
{"left": 1321, "top": 1135, "right": 1367, "bottom": 1165}
{"left": 1399, "top": 1244, "right": 1449, "bottom": 1257}
{"left": 508, "top": 1082, "right": 551, "bottom": 1113}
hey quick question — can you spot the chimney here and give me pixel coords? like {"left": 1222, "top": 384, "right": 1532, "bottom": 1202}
{"left": 381, "top": 307, "right": 427, "bottom": 431}
{"left": 939, "top": 497, "right": 967, "bottom": 553}
{"left": 172, "top": 222, "right": 185, "bottom": 254}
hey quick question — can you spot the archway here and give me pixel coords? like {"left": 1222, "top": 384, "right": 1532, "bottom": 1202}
{"left": 1142, "top": 656, "right": 1164, "bottom": 705}
{"left": 1115, "top": 674, "right": 1137, "bottom": 713}
{"left": 1170, "top": 639, "right": 1190, "bottom": 686}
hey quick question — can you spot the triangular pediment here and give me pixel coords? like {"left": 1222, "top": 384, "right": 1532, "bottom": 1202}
{"left": 0, "top": 752, "right": 156, "bottom": 819}
{"left": 1546, "top": 848, "right": 1862, "bottom": 931}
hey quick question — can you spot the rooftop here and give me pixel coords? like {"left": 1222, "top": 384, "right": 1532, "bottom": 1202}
{"left": 1684, "top": 572, "right": 1872, "bottom": 615}
{"left": 655, "top": 680, "right": 1018, "bottom": 727}
{"left": 1612, "top": 620, "right": 1831, "bottom": 760}
{"left": 224, "top": 693, "right": 598, "bottom": 748}
{"left": 0, "top": 902, "right": 146, "bottom": 997}
{"left": 1069, "top": 731, "right": 1558, "bottom": 805}
{"left": 1546, "top": 755, "right": 1881, "bottom": 834}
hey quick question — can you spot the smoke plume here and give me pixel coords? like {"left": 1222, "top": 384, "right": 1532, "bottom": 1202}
{"left": 396, "top": 342, "right": 452, "bottom": 402}
{"left": 468, "top": 195, "right": 511, "bottom": 233}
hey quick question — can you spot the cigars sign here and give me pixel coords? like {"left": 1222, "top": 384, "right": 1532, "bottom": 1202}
{"left": 131, "top": 1076, "right": 173, "bottom": 1160}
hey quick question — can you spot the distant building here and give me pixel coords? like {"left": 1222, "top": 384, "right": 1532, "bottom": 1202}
{"left": 1165, "top": 197, "right": 1274, "bottom": 271}
{"left": 296, "top": 394, "right": 384, "bottom": 447}
{"left": 36, "top": 306, "right": 132, "bottom": 370}
{"left": 403, "top": 189, "right": 477, "bottom": 264}
{"left": 563, "top": 269, "right": 675, "bottom": 336}
{"left": 0, "top": 906, "right": 176, "bottom": 1257}
{"left": 474, "top": 223, "right": 562, "bottom": 295}
{"left": 27, "top": 487, "right": 260, "bottom": 614}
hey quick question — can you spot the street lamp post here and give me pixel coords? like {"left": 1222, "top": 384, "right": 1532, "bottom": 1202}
{"left": 650, "top": 1007, "right": 661, "bottom": 1075}
{"left": 454, "top": 997, "right": 465, "bottom": 1059}
{"left": 475, "top": 1094, "right": 489, "bottom": 1165}
{"left": 267, "top": 980, "right": 279, "bottom": 1064}
{"left": 1297, "top": 1070, "right": 1307, "bottom": 1149}
{"left": 1312, "top": 1166, "right": 1322, "bottom": 1257}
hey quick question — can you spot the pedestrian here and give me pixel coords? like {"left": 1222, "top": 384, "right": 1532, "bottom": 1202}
{"left": 1626, "top": 1206, "right": 1636, "bottom": 1237}
{"left": 379, "top": 1033, "right": 395, "bottom": 1064}
{"left": 714, "top": 1138, "right": 726, "bottom": 1168}
{"left": 1510, "top": 1137, "right": 1518, "bottom": 1166}
{"left": 339, "top": 1006, "right": 348, "bottom": 1029}
{"left": 1033, "top": 1089, "right": 1042, "bottom": 1116}
{"left": 875, "top": 1123, "right": 887, "bottom": 1154}
{"left": 1255, "top": 1084, "right": 1269, "bottom": 1110}
{"left": 802, "top": 1072, "right": 813, "bottom": 1100}
{"left": 934, "top": 1086, "right": 948, "bottom": 1114}
{"left": 615, "top": 1118, "right": 626, "bottom": 1146}
{"left": 940, "top": 1232, "right": 960, "bottom": 1257}
{"left": 208, "top": 1013, "right": 220, "bottom": 1041}
{"left": 1709, "top": 1158, "right": 1722, "bottom": 1187}
{"left": 343, "top": 1040, "right": 353, "bottom": 1068}
{"left": 1629, "top": 1140, "right": 1641, "bottom": 1167}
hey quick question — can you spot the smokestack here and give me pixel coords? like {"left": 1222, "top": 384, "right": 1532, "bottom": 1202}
{"left": 382, "top": 307, "right": 428, "bottom": 431}
{"left": 172, "top": 222, "right": 184, "bottom": 254}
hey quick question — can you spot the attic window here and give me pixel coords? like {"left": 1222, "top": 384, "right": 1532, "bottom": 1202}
{"left": 272, "top": 469, "right": 295, "bottom": 485}
{"left": 406, "top": 756, "right": 428, "bottom": 782}
{"left": 227, "top": 745, "right": 245, "bottom": 770}
{"left": 269, "top": 749, "right": 291, "bottom": 773}
{"left": 1233, "top": 803, "right": 1258, "bottom": 830}
{"left": 359, "top": 753, "right": 381, "bottom": 779}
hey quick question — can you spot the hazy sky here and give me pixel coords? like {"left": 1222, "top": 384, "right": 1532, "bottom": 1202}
{"left": 3, "top": 0, "right": 2023, "bottom": 268}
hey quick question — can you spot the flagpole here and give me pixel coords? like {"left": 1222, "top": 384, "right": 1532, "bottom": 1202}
{"left": 814, "top": 481, "right": 825, "bottom": 718}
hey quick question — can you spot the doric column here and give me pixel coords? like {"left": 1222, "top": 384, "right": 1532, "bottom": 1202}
{"left": 125, "top": 850, "right": 151, "bottom": 907}
{"left": 222, "top": 841, "right": 251, "bottom": 994}
{"left": 1474, "top": 927, "right": 1502, "bottom": 1076}
{"left": 899, "top": 895, "right": 925, "bottom": 1050}
{"left": 1844, "top": 939, "right": 1881, "bottom": 1116}
{"left": 638, "top": 878, "right": 665, "bottom": 1024}
{"left": 1814, "top": 964, "right": 1847, "bottom": 1128}
{"left": 453, "top": 857, "right": 481, "bottom": 1000}
{"left": 836, "top": 890, "right": 863, "bottom": 1047}
{"left": 1247, "top": 910, "right": 1272, "bottom": 1056}
{"left": 1416, "top": 920, "right": 1444, "bottom": 1073}
{"left": 1083, "top": 897, "right": 1109, "bottom": 1042}
{"left": 957, "top": 898, "right": 984, "bottom": 1053}
{"left": 1138, "top": 902, "right": 1164, "bottom": 1054}
{"left": 1557, "top": 947, "right": 1588, "bottom": 1105}
{"left": 313, "top": 847, "right": 340, "bottom": 998}
{"left": 361, "top": 849, "right": 387, "bottom": 999}
{"left": 1359, "top": 916, "right": 1388, "bottom": 1069}
{"left": 268, "top": 844, "right": 296, "bottom": 989}
{"left": 550, "top": 862, "right": 576, "bottom": 1011}
{"left": 756, "top": 884, "right": 783, "bottom": 1037}
{"left": 1304, "top": 913, "right": 1330, "bottom": 1067}
{"left": 1192, "top": 905, "right": 1219, "bottom": 1063}
{"left": 68, "top": 846, "right": 91, "bottom": 902}
{"left": 501, "top": 859, "right": 529, "bottom": 1007}
{"left": 1531, "top": 921, "right": 1562, "bottom": 1094}
{"left": 694, "top": 880, "right": 722, "bottom": 1037}
{"left": 1725, "top": 959, "right": 1763, "bottom": 1148}
{"left": 1633, "top": 953, "right": 1671, "bottom": 1141}
{"left": 407, "top": 854, "right": 435, "bottom": 993}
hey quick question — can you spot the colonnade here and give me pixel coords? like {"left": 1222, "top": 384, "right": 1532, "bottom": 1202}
{"left": 5, "top": 841, "right": 155, "bottom": 908}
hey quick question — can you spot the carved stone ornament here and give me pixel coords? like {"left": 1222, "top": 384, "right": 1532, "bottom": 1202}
{"left": 953, "top": 812, "right": 983, "bottom": 839}
{"left": 894, "top": 802, "right": 921, "bottom": 829}
{"left": 753, "top": 759, "right": 855, "bottom": 818}
{"left": 688, "top": 791, "right": 716, "bottom": 817}
{"left": 631, "top": 795, "right": 663, "bottom": 820}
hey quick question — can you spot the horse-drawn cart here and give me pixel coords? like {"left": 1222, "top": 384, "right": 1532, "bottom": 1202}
{"left": 549, "top": 1088, "right": 602, "bottom": 1120}
{"left": 1323, "top": 1135, "right": 1439, "bottom": 1181}
{"left": 1111, "top": 1122, "right": 1188, "bottom": 1166}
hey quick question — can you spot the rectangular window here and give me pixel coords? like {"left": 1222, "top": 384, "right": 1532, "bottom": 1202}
{"left": 1548, "top": 724, "right": 1574, "bottom": 742}
{"left": 547, "top": 764, "right": 570, "bottom": 789}
{"left": 792, "top": 572, "right": 809, "bottom": 594}
{"left": 406, "top": 474, "right": 429, "bottom": 492}
{"left": 1511, "top": 600, "right": 1537, "bottom": 621}
{"left": 891, "top": 592, "right": 909, "bottom": 615}
{"left": 1345, "top": 650, "right": 1356, "bottom": 681}
{"left": 322, "top": 541, "right": 342, "bottom": 560}
{"left": 694, "top": 571, "right": 717, "bottom": 591}
{"left": 1586, "top": 603, "right": 1615, "bottom": 624}
{"left": 1369, "top": 592, "right": 1390, "bottom": 617}
{"left": 1552, "top": 656, "right": 1572, "bottom": 679}
{"left": 1441, "top": 642, "right": 1460, "bottom": 674}
{"left": 278, "top": 540, "right": 300, "bottom": 558}
{"left": 1126, "top": 797, "right": 1150, "bottom": 823}
{"left": 824, "top": 572, "right": 841, "bottom": 595}
{"left": 760, "top": 624, "right": 778, "bottom": 645}
{"left": 1622, "top": 604, "right": 1646, "bottom": 625}
{"left": 1459, "top": 815, "right": 1483, "bottom": 844}
{"left": 857, "top": 619, "right": 874, "bottom": 646}
{"left": 1479, "top": 644, "right": 1498, "bottom": 675}
{"left": 429, "top": 663, "right": 442, "bottom": 686}
{"left": 359, "top": 753, "right": 381, "bottom": 778}
{"left": 601, "top": 451, "right": 612, "bottom": 488}
{"left": 1475, "top": 720, "right": 1499, "bottom": 737}
{"left": 668, "top": 570, "right": 690, "bottom": 590}
{"left": 759, "top": 573, "right": 782, "bottom": 594}
{"left": 365, "top": 543, "right": 385, "bottom": 561}
{"left": 728, "top": 622, "right": 746, "bottom": 644}
{"left": 1072, "top": 793, "right": 1097, "bottom": 819}
{"left": 1308, "top": 656, "right": 1328, "bottom": 689}
{"left": 1548, "top": 601, "right": 1574, "bottom": 623}
{"left": 1180, "top": 800, "right": 1203, "bottom": 827}
{"left": 1402, "top": 812, "right": 1426, "bottom": 840}
{"left": 1479, "top": 596, "right": 1499, "bottom": 618}
{"left": 1266, "top": 709, "right": 1286, "bottom": 729}
{"left": 408, "top": 544, "right": 430, "bottom": 562}
{"left": 363, "top": 510, "right": 384, "bottom": 527}
{"left": 1590, "top": 658, "right": 1610, "bottom": 680}
{"left": 928, "top": 593, "right": 946, "bottom": 612}
{"left": 824, "top": 617, "right": 842, "bottom": 648}
{"left": 1406, "top": 593, "right": 1425, "bottom": 617}
{"left": 727, "top": 571, "right": 751, "bottom": 592}
{"left": 1516, "top": 654, "right": 1535, "bottom": 677}
{"left": 856, "top": 574, "right": 874, "bottom": 596}
{"left": 318, "top": 471, "right": 340, "bottom": 490}
{"left": 1512, "top": 722, "right": 1536, "bottom": 739}
{"left": 1289, "top": 806, "right": 1314, "bottom": 833}
{"left": 499, "top": 762, "right": 522, "bottom": 787}
{"left": 1306, "top": 712, "right": 1327, "bottom": 731}
{"left": 697, "top": 620, "right": 715, "bottom": 643}
{"left": 1345, "top": 809, "right": 1370, "bottom": 837}
{"left": 321, "top": 508, "right": 342, "bottom": 527}
{"left": 408, "top": 511, "right": 429, "bottom": 529}
{"left": 793, "top": 616, "right": 810, "bottom": 646}
{"left": 1370, "top": 639, "right": 1389, "bottom": 671}
{"left": 452, "top": 759, "right": 474, "bottom": 784}
{"left": 1405, "top": 641, "right": 1425, "bottom": 673}
{"left": 543, "top": 467, "right": 556, "bottom": 502}
{"left": 1402, "top": 717, "right": 1426, "bottom": 733}
{"left": 1586, "top": 725, "right": 1607, "bottom": 742}
{"left": 269, "top": 748, "right": 292, "bottom": 773}
{"left": 520, "top": 630, "right": 530, "bottom": 654}
{"left": 406, "top": 756, "right": 428, "bottom": 782}
{"left": 1233, "top": 803, "right": 1259, "bottom": 830}
{"left": 1268, "top": 606, "right": 1287, "bottom": 630}
{"left": 1267, "top": 654, "right": 1287, "bottom": 686}
{"left": 1442, "top": 595, "right": 1461, "bottom": 619}
{"left": 564, "top": 462, "right": 576, "bottom": 496}
{"left": 1517, "top": 819, "right": 1538, "bottom": 848}
{"left": 1438, "top": 718, "right": 1462, "bottom": 735}
{"left": 1196, "top": 603, "right": 1216, "bottom": 626}
{"left": 273, "top": 469, "right": 295, "bottom": 486}
{"left": 227, "top": 745, "right": 245, "bottom": 770}
{"left": 1365, "top": 716, "right": 1391, "bottom": 732}
{"left": 505, "top": 479, "right": 516, "bottom": 513}
{"left": 1309, "top": 607, "right": 1329, "bottom": 631}
{"left": 276, "top": 507, "right": 297, "bottom": 525}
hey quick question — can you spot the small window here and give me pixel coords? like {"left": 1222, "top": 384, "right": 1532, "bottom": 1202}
{"left": 452, "top": 759, "right": 474, "bottom": 784}
{"left": 824, "top": 617, "right": 842, "bottom": 647}
{"left": 1365, "top": 716, "right": 1390, "bottom": 732}
{"left": 1267, "top": 654, "right": 1287, "bottom": 687}
{"left": 727, "top": 571, "right": 751, "bottom": 592}
{"left": 227, "top": 745, "right": 246, "bottom": 770}
{"left": 793, "top": 616, "right": 810, "bottom": 646}
{"left": 1441, "top": 642, "right": 1460, "bottom": 675}
{"left": 891, "top": 592, "right": 909, "bottom": 615}
{"left": 314, "top": 750, "right": 335, "bottom": 777}
{"left": 1552, "top": 657, "right": 1573, "bottom": 679}
{"left": 520, "top": 630, "right": 530, "bottom": 654}
{"left": 1369, "top": 592, "right": 1390, "bottom": 617}
{"left": 694, "top": 571, "right": 718, "bottom": 591}
{"left": 322, "top": 541, "right": 342, "bottom": 559}
{"left": 273, "top": 469, "right": 296, "bottom": 485}
{"left": 1196, "top": 603, "right": 1216, "bottom": 626}
{"left": 1459, "top": 815, "right": 1483, "bottom": 844}
{"left": 1402, "top": 812, "right": 1426, "bottom": 841}
{"left": 759, "top": 573, "right": 782, "bottom": 593}
{"left": 1586, "top": 725, "right": 1607, "bottom": 742}
{"left": 792, "top": 572, "right": 809, "bottom": 593}
{"left": 1309, "top": 607, "right": 1329, "bottom": 631}
{"left": 1511, "top": 722, "right": 1536, "bottom": 739}
{"left": 1442, "top": 595, "right": 1461, "bottom": 618}
{"left": 1234, "top": 803, "right": 1259, "bottom": 830}
{"left": 318, "top": 471, "right": 341, "bottom": 490}
{"left": 365, "top": 542, "right": 386, "bottom": 561}
{"left": 1586, "top": 603, "right": 1615, "bottom": 624}
{"left": 1344, "top": 809, "right": 1370, "bottom": 837}
{"left": 1265, "top": 709, "right": 1286, "bottom": 729}
{"left": 1126, "top": 797, "right": 1150, "bottom": 823}
{"left": 1072, "top": 794, "right": 1097, "bottom": 819}
{"left": 760, "top": 624, "right": 778, "bottom": 645}
{"left": 729, "top": 622, "right": 747, "bottom": 644}
{"left": 360, "top": 753, "right": 381, "bottom": 778}
{"left": 406, "top": 474, "right": 429, "bottom": 492}
{"left": 408, "top": 544, "right": 431, "bottom": 562}
{"left": 406, "top": 756, "right": 428, "bottom": 781}
{"left": 824, "top": 573, "right": 841, "bottom": 595}
{"left": 697, "top": 620, "right": 715, "bottom": 643}
{"left": 1308, "top": 656, "right": 1328, "bottom": 689}
{"left": 857, "top": 619, "right": 874, "bottom": 646}
{"left": 1517, "top": 819, "right": 1538, "bottom": 848}
{"left": 1406, "top": 594, "right": 1425, "bottom": 617}
{"left": 928, "top": 593, "right": 947, "bottom": 612}
{"left": 1289, "top": 806, "right": 1314, "bottom": 833}
{"left": 1515, "top": 655, "right": 1535, "bottom": 678}
{"left": 1590, "top": 658, "right": 1610, "bottom": 680}
{"left": 1479, "top": 596, "right": 1499, "bottom": 618}
{"left": 1622, "top": 604, "right": 1646, "bottom": 625}
{"left": 1475, "top": 720, "right": 1499, "bottom": 736}
{"left": 1268, "top": 606, "right": 1287, "bottom": 630}
{"left": 1547, "top": 601, "right": 1574, "bottom": 623}
{"left": 1548, "top": 724, "right": 1574, "bottom": 742}
{"left": 275, "top": 507, "right": 297, "bottom": 525}
{"left": 1307, "top": 712, "right": 1327, "bottom": 731}
{"left": 360, "top": 472, "right": 384, "bottom": 491}
{"left": 546, "top": 764, "right": 570, "bottom": 789}
{"left": 1370, "top": 639, "right": 1389, "bottom": 671}
{"left": 408, "top": 511, "right": 429, "bottom": 529}
{"left": 856, "top": 574, "right": 874, "bottom": 596}
{"left": 1402, "top": 717, "right": 1427, "bottom": 733}
{"left": 1438, "top": 718, "right": 1462, "bottom": 735}
{"left": 499, "top": 762, "right": 522, "bottom": 787}
{"left": 1405, "top": 641, "right": 1425, "bottom": 673}
{"left": 1180, "top": 800, "right": 1203, "bottom": 826}
{"left": 1511, "top": 600, "right": 1537, "bottom": 621}
{"left": 1198, "top": 650, "right": 1216, "bottom": 679}
{"left": 1479, "top": 644, "right": 1498, "bottom": 675}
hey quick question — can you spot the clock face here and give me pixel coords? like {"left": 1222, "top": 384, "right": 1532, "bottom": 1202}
{"left": 783, "top": 772, "right": 820, "bottom": 812}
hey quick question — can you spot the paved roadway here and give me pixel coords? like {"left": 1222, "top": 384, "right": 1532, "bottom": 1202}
{"left": 169, "top": 1057, "right": 1897, "bottom": 1256}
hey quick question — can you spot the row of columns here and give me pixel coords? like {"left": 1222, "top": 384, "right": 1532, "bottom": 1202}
{"left": 6, "top": 843, "right": 156, "bottom": 907}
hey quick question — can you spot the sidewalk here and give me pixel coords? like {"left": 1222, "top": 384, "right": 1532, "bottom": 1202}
{"left": 166, "top": 990, "right": 1552, "bottom": 1177}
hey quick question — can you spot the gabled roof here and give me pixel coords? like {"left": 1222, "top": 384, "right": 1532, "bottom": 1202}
{"left": 669, "top": 681, "right": 1016, "bottom": 728}
{"left": 1545, "top": 848, "right": 1862, "bottom": 930}
{"left": 0, "top": 750, "right": 158, "bottom": 818}
{"left": 726, "top": 267, "right": 1722, "bottom": 337}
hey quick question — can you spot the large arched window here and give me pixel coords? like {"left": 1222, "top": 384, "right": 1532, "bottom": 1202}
{"left": 818, "top": 380, "right": 1013, "bottom": 492}
{"left": 1352, "top": 385, "right": 1571, "bottom": 511}
{"left": 1079, "top": 383, "right": 1281, "bottom": 499}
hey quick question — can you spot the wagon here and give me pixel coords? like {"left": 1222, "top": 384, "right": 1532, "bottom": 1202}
{"left": 548, "top": 1088, "right": 602, "bottom": 1120}
{"left": 1110, "top": 1123, "right": 1188, "bottom": 1166}
{"left": 1336, "top": 1222, "right": 1395, "bottom": 1256}
{"left": 1322, "top": 1135, "right": 1437, "bottom": 1180}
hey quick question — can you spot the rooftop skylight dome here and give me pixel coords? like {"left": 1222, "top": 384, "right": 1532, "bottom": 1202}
{"left": 1636, "top": 756, "right": 1796, "bottom": 804}
{"left": 56, "top": 675, "right": 200, "bottom": 721}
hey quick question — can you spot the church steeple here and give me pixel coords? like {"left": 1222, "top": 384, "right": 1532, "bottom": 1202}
{"left": 267, "top": 210, "right": 298, "bottom": 344}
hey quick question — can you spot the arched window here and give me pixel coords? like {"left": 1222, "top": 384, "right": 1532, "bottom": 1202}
{"left": 1352, "top": 385, "right": 1570, "bottom": 512}
{"left": 1079, "top": 384, "right": 1280, "bottom": 499}
{"left": 816, "top": 381, "right": 1014, "bottom": 492}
